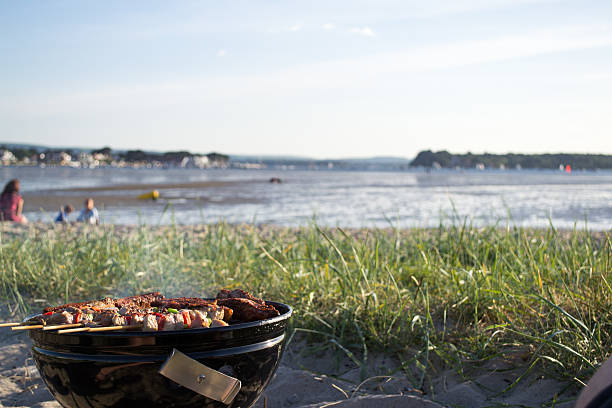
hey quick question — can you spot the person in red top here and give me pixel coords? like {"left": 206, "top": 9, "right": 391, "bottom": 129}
{"left": 0, "top": 179, "right": 28, "bottom": 224}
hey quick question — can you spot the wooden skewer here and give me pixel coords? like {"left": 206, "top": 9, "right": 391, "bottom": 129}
{"left": 0, "top": 322, "right": 21, "bottom": 327}
{"left": 12, "top": 325, "right": 44, "bottom": 331}
{"left": 43, "top": 323, "right": 83, "bottom": 331}
{"left": 58, "top": 327, "right": 91, "bottom": 334}
{"left": 87, "top": 325, "right": 143, "bottom": 332}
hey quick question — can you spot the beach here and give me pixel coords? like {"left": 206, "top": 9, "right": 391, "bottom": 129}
{"left": 0, "top": 332, "right": 577, "bottom": 408}
{"left": 0, "top": 222, "right": 605, "bottom": 407}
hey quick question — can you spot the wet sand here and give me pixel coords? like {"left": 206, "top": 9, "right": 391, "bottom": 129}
{"left": 21, "top": 179, "right": 262, "bottom": 214}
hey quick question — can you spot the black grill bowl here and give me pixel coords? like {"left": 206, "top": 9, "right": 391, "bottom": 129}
{"left": 28, "top": 301, "right": 292, "bottom": 408}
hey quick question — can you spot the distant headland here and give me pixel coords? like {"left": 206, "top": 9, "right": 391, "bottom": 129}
{"left": 410, "top": 150, "right": 612, "bottom": 170}
{"left": 2, "top": 143, "right": 612, "bottom": 170}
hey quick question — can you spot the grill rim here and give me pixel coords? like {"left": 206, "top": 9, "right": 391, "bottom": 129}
{"left": 32, "top": 333, "right": 285, "bottom": 362}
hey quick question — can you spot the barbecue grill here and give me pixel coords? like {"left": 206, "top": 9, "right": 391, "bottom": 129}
{"left": 28, "top": 301, "right": 292, "bottom": 408}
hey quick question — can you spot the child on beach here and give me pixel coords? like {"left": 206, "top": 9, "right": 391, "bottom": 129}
{"left": 77, "top": 198, "right": 100, "bottom": 225}
{"left": 55, "top": 205, "right": 74, "bottom": 223}
{"left": 0, "top": 179, "right": 28, "bottom": 224}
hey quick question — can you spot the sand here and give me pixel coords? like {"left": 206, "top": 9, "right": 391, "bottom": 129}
{"left": 0, "top": 330, "right": 579, "bottom": 408}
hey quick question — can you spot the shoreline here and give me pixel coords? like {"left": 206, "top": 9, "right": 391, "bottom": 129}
{"left": 1, "top": 221, "right": 610, "bottom": 237}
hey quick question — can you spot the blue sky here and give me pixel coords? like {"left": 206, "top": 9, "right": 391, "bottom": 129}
{"left": 1, "top": 0, "right": 611, "bottom": 158}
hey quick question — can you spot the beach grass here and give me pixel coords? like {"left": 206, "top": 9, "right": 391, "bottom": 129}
{"left": 0, "top": 222, "right": 610, "bottom": 387}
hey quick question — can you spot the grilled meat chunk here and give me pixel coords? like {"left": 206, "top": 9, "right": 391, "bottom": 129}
{"left": 43, "top": 297, "right": 115, "bottom": 314}
{"left": 216, "top": 289, "right": 266, "bottom": 305}
{"left": 143, "top": 314, "right": 158, "bottom": 331}
{"left": 26, "top": 311, "right": 73, "bottom": 325}
{"left": 215, "top": 297, "right": 279, "bottom": 322}
{"left": 112, "top": 315, "right": 128, "bottom": 326}
{"left": 158, "top": 314, "right": 170, "bottom": 331}
{"left": 215, "top": 289, "right": 278, "bottom": 321}
{"left": 115, "top": 292, "right": 164, "bottom": 309}
{"left": 201, "top": 304, "right": 226, "bottom": 321}
{"left": 93, "top": 310, "right": 116, "bottom": 326}
{"left": 221, "top": 306, "right": 233, "bottom": 321}
{"left": 160, "top": 314, "right": 183, "bottom": 331}
{"left": 130, "top": 314, "right": 145, "bottom": 325}
{"left": 47, "top": 311, "right": 74, "bottom": 325}
{"left": 211, "top": 319, "right": 229, "bottom": 327}
{"left": 151, "top": 297, "right": 218, "bottom": 310}
{"left": 118, "top": 305, "right": 154, "bottom": 316}
{"left": 189, "top": 310, "right": 210, "bottom": 328}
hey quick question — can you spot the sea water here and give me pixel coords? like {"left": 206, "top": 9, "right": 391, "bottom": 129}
{"left": 1, "top": 167, "right": 611, "bottom": 229}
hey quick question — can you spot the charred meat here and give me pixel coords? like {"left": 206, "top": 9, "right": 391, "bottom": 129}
{"left": 115, "top": 292, "right": 164, "bottom": 308}
{"left": 215, "top": 290, "right": 279, "bottom": 322}
{"left": 215, "top": 298, "right": 279, "bottom": 321}
{"left": 216, "top": 289, "right": 266, "bottom": 305}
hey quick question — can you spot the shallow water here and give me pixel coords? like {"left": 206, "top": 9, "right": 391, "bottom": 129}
{"left": 1, "top": 167, "right": 611, "bottom": 229}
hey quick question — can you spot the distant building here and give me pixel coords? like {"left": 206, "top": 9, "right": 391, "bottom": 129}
{"left": 0, "top": 149, "right": 16, "bottom": 165}
{"left": 191, "top": 155, "right": 210, "bottom": 168}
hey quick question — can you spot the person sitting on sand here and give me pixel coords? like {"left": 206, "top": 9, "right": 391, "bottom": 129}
{"left": 0, "top": 179, "right": 28, "bottom": 224}
{"left": 77, "top": 198, "right": 99, "bottom": 225}
{"left": 55, "top": 204, "right": 74, "bottom": 223}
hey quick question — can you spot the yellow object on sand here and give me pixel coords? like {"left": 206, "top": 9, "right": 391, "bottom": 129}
{"left": 138, "top": 190, "right": 159, "bottom": 200}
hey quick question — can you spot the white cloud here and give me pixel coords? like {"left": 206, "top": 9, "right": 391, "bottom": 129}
{"left": 582, "top": 72, "right": 612, "bottom": 81}
{"left": 322, "top": 23, "right": 335, "bottom": 30}
{"left": 349, "top": 27, "right": 375, "bottom": 37}
{"left": 288, "top": 24, "right": 302, "bottom": 32}
{"left": 216, "top": 49, "right": 227, "bottom": 57}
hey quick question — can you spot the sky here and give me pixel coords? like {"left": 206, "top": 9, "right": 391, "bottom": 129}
{"left": 0, "top": 0, "right": 611, "bottom": 159}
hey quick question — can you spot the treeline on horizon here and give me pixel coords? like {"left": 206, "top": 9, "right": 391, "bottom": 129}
{"left": 411, "top": 150, "right": 612, "bottom": 170}
{"left": 0, "top": 145, "right": 229, "bottom": 163}
{"left": 114, "top": 148, "right": 229, "bottom": 163}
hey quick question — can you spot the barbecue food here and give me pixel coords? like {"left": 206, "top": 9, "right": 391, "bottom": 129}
{"left": 23, "top": 289, "right": 278, "bottom": 332}
{"left": 115, "top": 292, "right": 165, "bottom": 308}
{"left": 216, "top": 289, "right": 266, "bottom": 305}
{"left": 214, "top": 298, "right": 279, "bottom": 321}
{"left": 42, "top": 297, "right": 115, "bottom": 314}
{"left": 150, "top": 297, "right": 233, "bottom": 322}
{"left": 215, "top": 289, "right": 280, "bottom": 321}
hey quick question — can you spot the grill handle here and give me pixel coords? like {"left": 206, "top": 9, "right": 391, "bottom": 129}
{"left": 159, "top": 348, "right": 241, "bottom": 405}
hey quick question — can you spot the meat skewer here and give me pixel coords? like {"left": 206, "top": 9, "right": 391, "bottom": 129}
{"left": 12, "top": 325, "right": 44, "bottom": 330}
{"left": 58, "top": 327, "right": 91, "bottom": 334}
{"left": 43, "top": 323, "right": 83, "bottom": 331}
{"left": 88, "top": 325, "right": 143, "bottom": 332}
